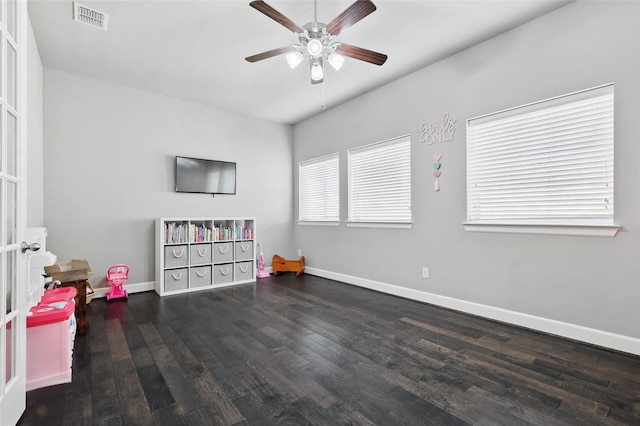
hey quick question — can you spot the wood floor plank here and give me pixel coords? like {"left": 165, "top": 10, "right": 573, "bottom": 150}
{"left": 414, "top": 337, "right": 615, "bottom": 423}
{"left": 113, "top": 358, "right": 155, "bottom": 425}
{"left": 105, "top": 318, "right": 132, "bottom": 363}
{"left": 219, "top": 334, "right": 307, "bottom": 404}
{"left": 155, "top": 324, "right": 207, "bottom": 380}
{"left": 151, "top": 403, "right": 187, "bottom": 426}
{"left": 19, "top": 275, "right": 640, "bottom": 425}
{"left": 231, "top": 366, "right": 302, "bottom": 424}
{"left": 326, "top": 400, "right": 377, "bottom": 426}
{"left": 190, "top": 373, "right": 245, "bottom": 425}
{"left": 201, "top": 352, "right": 250, "bottom": 402}
{"left": 138, "top": 323, "right": 200, "bottom": 415}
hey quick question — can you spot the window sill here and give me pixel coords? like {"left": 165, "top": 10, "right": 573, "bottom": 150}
{"left": 297, "top": 221, "right": 340, "bottom": 227}
{"left": 346, "top": 221, "right": 413, "bottom": 229}
{"left": 462, "top": 223, "right": 620, "bottom": 237}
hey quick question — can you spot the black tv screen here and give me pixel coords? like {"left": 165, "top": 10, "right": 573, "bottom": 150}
{"left": 175, "top": 156, "right": 236, "bottom": 195}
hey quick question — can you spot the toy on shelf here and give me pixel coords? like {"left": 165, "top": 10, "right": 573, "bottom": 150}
{"left": 106, "top": 264, "right": 129, "bottom": 301}
{"left": 272, "top": 255, "right": 305, "bottom": 277}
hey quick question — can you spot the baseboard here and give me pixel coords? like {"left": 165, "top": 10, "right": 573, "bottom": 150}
{"left": 305, "top": 267, "right": 640, "bottom": 357}
{"left": 89, "top": 271, "right": 272, "bottom": 298}
{"left": 91, "top": 281, "right": 155, "bottom": 299}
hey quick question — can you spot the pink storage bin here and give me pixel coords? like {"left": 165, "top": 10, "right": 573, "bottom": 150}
{"left": 26, "top": 294, "right": 76, "bottom": 391}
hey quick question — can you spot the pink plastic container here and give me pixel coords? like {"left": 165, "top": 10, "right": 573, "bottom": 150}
{"left": 26, "top": 288, "right": 77, "bottom": 391}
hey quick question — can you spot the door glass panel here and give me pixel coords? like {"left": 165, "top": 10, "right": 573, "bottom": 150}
{"left": 7, "top": 112, "right": 16, "bottom": 177}
{"left": 5, "top": 251, "right": 15, "bottom": 314}
{"left": 6, "top": 182, "right": 16, "bottom": 245}
{"left": 0, "top": 252, "right": 4, "bottom": 315}
{"left": 7, "top": 43, "right": 16, "bottom": 109}
{"left": 0, "top": 185, "right": 3, "bottom": 241}
{"left": 0, "top": 38, "right": 3, "bottom": 102}
{"left": 7, "top": 0, "right": 17, "bottom": 42}
{"left": 7, "top": 112, "right": 16, "bottom": 176}
{"left": 5, "top": 319, "right": 15, "bottom": 384}
{"left": 0, "top": 109, "right": 3, "bottom": 173}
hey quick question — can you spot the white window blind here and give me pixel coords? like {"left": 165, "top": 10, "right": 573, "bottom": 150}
{"left": 299, "top": 153, "right": 339, "bottom": 222}
{"left": 348, "top": 135, "right": 412, "bottom": 224}
{"left": 467, "top": 84, "right": 614, "bottom": 225}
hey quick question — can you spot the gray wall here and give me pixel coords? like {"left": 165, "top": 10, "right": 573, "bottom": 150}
{"left": 27, "top": 16, "right": 44, "bottom": 227}
{"left": 43, "top": 69, "right": 293, "bottom": 287}
{"left": 292, "top": 1, "right": 640, "bottom": 347}
{"left": 35, "top": 1, "right": 639, "bottom": 353}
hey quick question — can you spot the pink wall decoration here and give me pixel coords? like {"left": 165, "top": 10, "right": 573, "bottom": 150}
{"left": 420, "top": 112, "right": 457, "bottom": 192}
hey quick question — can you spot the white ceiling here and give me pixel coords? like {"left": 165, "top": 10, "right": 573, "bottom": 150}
{"left": 28, "top": 0, "right": 572, "bottom": 125}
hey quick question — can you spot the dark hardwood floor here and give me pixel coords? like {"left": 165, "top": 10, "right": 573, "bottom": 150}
{"left": 18, "top": 273, "right": 640, "bottom": 425}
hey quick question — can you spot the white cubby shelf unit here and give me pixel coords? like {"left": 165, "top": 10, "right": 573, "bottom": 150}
{"left": 155, "top": 218, "right": 256, "bottom": 296}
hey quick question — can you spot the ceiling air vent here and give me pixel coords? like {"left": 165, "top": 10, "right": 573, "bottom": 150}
{"left": 73, "top": 2, "right": 109, "bottom": 30}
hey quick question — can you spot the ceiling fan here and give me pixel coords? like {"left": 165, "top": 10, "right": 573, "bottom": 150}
{"left": 245, "top": 0, "right": 387, "bottom": 84}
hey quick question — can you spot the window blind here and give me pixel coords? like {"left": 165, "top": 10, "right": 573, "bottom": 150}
{"left": 348, "top": 135, "right": 411, "bottom": 223}
{"left": 299, "top": 153, "right": 339, "bottom": 222}
{"left": 467, "top": 84, "right": 614, "bottom": 224}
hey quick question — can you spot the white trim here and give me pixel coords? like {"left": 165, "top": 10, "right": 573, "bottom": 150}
{"left": 346, "top": 221, "right": 412, "bottom": 229}
{"left": 297, "top": 221, "right": 340, "bottom": 227}
{"left": 92, "top": 276, "right": 265, "bottom": 299}
{"left": 91, "top": 281, "right": 155, "bottom": 299}
{"left": 462, "top": 223, "right": 620, "bottom": 237}
{"left": 304, "top": 267, "right": 640, "bottom": 356}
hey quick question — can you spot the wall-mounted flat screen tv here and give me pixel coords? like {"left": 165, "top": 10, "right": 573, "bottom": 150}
{"left": 175, "top": 156, "right": 236, "bottom": 195}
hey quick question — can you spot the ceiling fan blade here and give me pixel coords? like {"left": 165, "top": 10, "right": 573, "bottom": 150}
{"left": 325, "top": 0, "right": 377, "bottom": 36}
{"left": 245, "top": 46, "right": 297, "bottom": 63}
{"left": 335, "top": 43, "right": 387, "bottom": 66}
{"left": 250, "top": 0, "right": 305, "bottom": 34}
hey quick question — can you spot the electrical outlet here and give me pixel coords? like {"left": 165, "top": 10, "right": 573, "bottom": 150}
{"left": 298, "top": 248, "right": 302, "bottom": 257}
{"left": 422, "top": 267, "right": 429, "bottom": 278}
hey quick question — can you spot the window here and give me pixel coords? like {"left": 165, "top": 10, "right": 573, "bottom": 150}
{"left": 466, "top": 84, "right": 617, "bottom": 236}
{"left": 298, "top": 153, "right": 339, "bottom": 224}
{"left": 348, "top": 135, "right": 412, "bottom": 227}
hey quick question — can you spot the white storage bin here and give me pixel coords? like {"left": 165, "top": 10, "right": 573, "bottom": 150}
{"left": 214, "top": 263, "right": 234, "bottom": 284}
{"left": 235, "top": 261, "right": 254, "bottom": 281}
{"left": 190, "top": 265, "right": 212, "bottom": 288}
{"left": 164, "top": 245, "right": 189, "bottom": 268}
{"left": 214, "top": 242, "right": 234, "bottom": 263}
{"left": 235, "top": 241, "right": 254, "bottom": 262}
{"left": 190, "top": 243, "right": 212, "bottom": 265}
{"left": 164, "top": 268, "right": 188, "bottom": 292}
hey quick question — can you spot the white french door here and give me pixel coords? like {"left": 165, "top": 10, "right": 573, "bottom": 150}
{"left": 0, "top": 0, "right": 27, "bottom": 424}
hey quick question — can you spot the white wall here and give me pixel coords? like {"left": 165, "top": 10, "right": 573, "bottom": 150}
{"left": 43, "top": 70, "right": 293, "bottom": 288}
{"left": 27, "top": 16, "right": 44, "bottom": 227}
{"left": 292, "top": 1, "right": 640, "bottom": 354}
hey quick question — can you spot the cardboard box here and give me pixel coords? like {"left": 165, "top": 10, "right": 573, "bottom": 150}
{"left": 44, "top": 259, "right": 93, "bottom": 283}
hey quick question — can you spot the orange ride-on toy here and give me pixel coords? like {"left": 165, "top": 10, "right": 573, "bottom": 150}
{"left": 106, "top": 264, "right": 129, "bottom": 301}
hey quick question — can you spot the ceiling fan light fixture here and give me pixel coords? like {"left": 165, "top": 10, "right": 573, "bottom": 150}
{"left": 328, "top": 52, "right": 345, "bottom": 71}
{"left": 310, "top": 61, "right": 324, "bottom": 82}
{"left": 307, "top": 39, "right": 323, "bottom": 57}
{"left": 286, "top": 51, "right": 304, "bottom": 69}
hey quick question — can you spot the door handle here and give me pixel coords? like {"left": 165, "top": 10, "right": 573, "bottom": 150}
{"left": 21, "top": 241, "right": 41, "bottom": 254}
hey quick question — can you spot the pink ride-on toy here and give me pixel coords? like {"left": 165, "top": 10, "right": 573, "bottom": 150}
{"left": 106, "top": 264, "right": 129, "bottom": 301}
